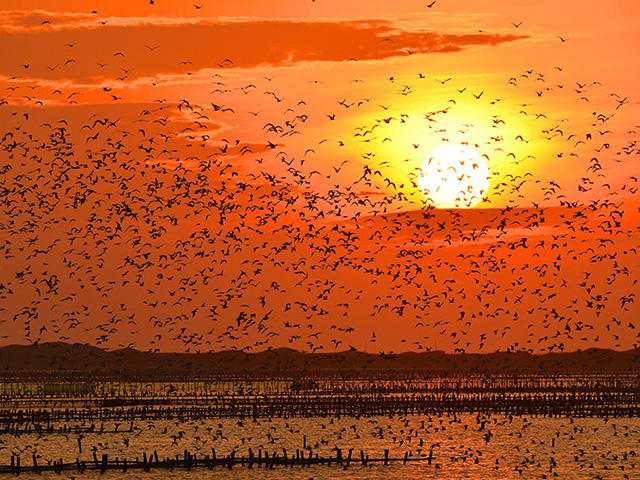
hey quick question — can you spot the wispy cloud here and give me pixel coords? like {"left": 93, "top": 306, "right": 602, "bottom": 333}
{"left": 0, "top": 13, "right": 526, "bottom": 82}
{"left": 0, "top": 10, "right": 212, "bottom": 32}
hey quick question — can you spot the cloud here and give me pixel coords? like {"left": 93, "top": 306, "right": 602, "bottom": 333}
{"left": 0, "top": 13, "right": 526, "bottom": 81}
{"left": 0, "top": 10, "right": 93, "bottom": 31}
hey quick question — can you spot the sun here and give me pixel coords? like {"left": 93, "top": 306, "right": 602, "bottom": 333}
{"left": 417, "top": 145, "right": 491, "bottom": 208}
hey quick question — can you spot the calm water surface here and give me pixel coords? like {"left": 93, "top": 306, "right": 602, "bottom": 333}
{"left": 1, "top": 413, "right": 638, "bottom": 479}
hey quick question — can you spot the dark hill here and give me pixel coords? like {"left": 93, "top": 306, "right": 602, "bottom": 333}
{"left": 0, "top": 343, "right": 639, "bottom": 379}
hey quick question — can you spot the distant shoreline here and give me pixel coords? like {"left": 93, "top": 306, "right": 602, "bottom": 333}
{"left": 0, "top": 342, "right": 639, "bottom": 378}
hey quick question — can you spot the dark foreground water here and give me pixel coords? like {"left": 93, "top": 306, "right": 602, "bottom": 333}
{"left": 1, "top": 413, "right": 638, "bottom": 479}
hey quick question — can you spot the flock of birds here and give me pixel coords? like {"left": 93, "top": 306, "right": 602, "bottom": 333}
{"left": 0, "top": 6, "right": 638, "bottom": 359}
{"left": 0, "top": 4, "right": 639, "bottom": 480}
{"left": 1, "top": 412, "right": 638, "bottom": 479}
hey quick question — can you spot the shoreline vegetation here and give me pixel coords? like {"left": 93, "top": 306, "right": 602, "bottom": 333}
{"left": 0, "top": 342, "right": 638, "bottom": 420}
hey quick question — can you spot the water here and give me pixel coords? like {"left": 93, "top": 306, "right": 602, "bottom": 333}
{"left": 2, "top": 413, "right": 638, "bottom": 479}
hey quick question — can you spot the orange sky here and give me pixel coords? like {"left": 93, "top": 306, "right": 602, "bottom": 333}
{"left": 0, "top": 0, "right": 639, "bottom": 354}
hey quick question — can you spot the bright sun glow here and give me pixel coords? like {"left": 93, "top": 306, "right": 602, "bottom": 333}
{"left": 418, "top": 145, "right": 491, "bottom": 208}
